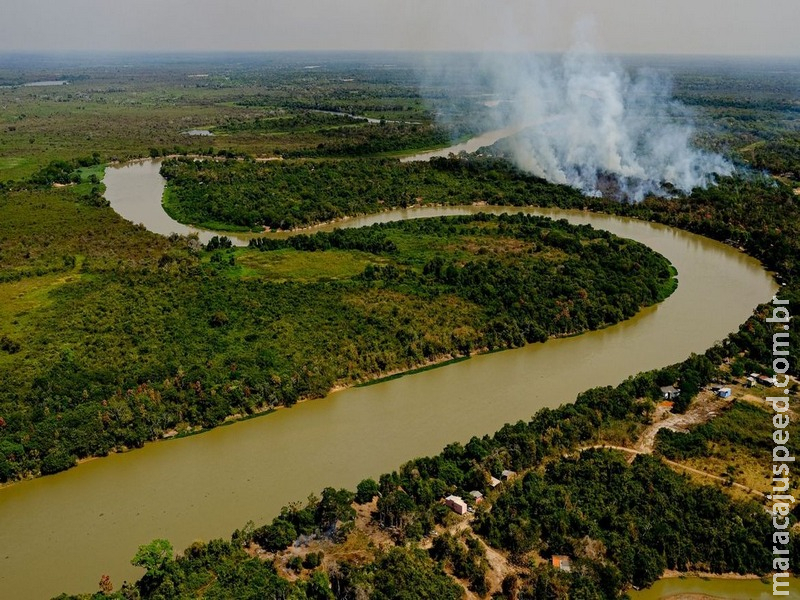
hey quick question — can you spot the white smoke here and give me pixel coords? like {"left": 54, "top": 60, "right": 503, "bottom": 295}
{"left": 425, "top": 42, "right": 733, "bottom": 201}
{"left": 490, "top": 47, "right": 733, "bottom": 200}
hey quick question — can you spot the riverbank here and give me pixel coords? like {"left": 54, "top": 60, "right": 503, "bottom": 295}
{"left": 661, "top": 570, "right": 766, "bottom": 580}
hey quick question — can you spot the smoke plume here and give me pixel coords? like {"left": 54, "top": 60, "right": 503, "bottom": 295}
{"left": 425, "top": 44, "right": 733, "bottom": 201}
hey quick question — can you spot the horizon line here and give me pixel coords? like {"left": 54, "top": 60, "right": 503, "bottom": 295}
{"left": 1, "top": 49, "right": 798, "bottom": 61}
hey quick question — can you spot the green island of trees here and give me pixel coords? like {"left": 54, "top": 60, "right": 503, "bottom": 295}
{"left": 159, "top": 156, "right": 583, "bottom": 231}
{"left": 0, "top": 206, "right": 674, "bottom": 482}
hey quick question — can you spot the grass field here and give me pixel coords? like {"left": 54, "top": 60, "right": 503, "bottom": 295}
{"left": 235, "top": 248, "right": 387, "bottom": 281}
{"left": 0, "top": 267, "right": 85, "bottom": 370}
{"left": 0, "top": 59, "right": 445, "bottom": 182}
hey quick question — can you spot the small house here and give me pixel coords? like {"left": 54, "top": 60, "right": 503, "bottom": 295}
{"left": 501, "top": 469, "right": 516, "bottom": 481}
{"left": 489, "top": 476, "right": 501, "bottom": 488}
{"left": 717, "top": 387, "right": 732, "bottom": 398}
{"left": 469, "top": 490, "right": 484, "bottom": 503}
{"left": 746, "top": 376, "right": 756, "bottom": 388}
{"left": 445, "top": 495, "right": 468, "bottom": 515}
{"left": 660, "top": 386, "right": 681, "bottom": 400}
{"left": 552, "top": 555, "right": 572, "bottom": 572}
{"left": 752, "top": 373, "right": 774, "bottom": 387}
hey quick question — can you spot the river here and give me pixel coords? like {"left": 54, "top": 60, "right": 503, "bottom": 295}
{"left": 400, "top": 124, "right": 523, "bottom": 162}
{"left": 629, "top": 576, "right": 799, "bottom": 599}
{"left": 0, "top": 151, "right": 778, "bottom": 599}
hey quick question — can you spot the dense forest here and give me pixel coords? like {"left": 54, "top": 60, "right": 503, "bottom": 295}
{"left": 0, "top": 208, "right": 674, "bottom": 482}
{"left": 159, "top": 156, "right": 582, "bottom": 231}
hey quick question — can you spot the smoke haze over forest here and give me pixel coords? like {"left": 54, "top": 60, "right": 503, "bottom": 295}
{"left": 478, "top": 50, "right": 733, "bottom": 199}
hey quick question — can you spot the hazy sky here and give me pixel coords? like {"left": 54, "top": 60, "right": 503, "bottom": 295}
{"left": 2, "top": 0, "right": 798, "bottom": 57}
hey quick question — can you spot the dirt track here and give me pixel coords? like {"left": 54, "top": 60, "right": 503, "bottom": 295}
{"left": 635, "top": 390, "right": 733, "bottom": 453}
